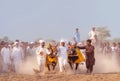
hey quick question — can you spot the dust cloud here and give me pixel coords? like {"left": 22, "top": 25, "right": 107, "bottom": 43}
{"left": 94, "top": 52, "right": 120, "bottom": 73}
{"left": 15, "top": 52, "right": 120, "bottom": 75}
{"left": 18, "top": 56, "right": 38, "bottom": 75}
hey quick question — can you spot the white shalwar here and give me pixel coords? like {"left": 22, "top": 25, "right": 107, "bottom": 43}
{"left": 36, "top": 46, "right": 46, "bottom": 72}
{"left": 12, "top": 46, "right": 24, "bottom": 73}
{"left": 111, "top": 46, "right": 117, "bottom": 59}
{"left": 58, "top": 46, "right": 68, "bottom": 72}
{"left": 1, "top": 47, "right": 11, "bottom": 72}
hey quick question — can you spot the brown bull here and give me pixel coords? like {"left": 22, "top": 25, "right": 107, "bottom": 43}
{"left": 46, "top": 44, "right": 58, "bottom": 71}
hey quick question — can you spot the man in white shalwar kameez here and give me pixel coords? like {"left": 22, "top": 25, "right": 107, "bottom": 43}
{"left": 27, "top": 42, "right": 35, "bottom": 57}
{"left": 1, "top": 43, "right": 11, "bottom": 72}
{"left": 36, "top": 40, "right": 46, "bottom": 72}
{"left": 88, "top": 27, "right": 98, "bottom": 44}
{"left": 58, "top": 40, "right": 68, "bottom": 72}
{"left": 11, "top": 42, "right": 24, "bottom": 73}
{"left": 111, "top": 42, "right": 117, "bottom": 60}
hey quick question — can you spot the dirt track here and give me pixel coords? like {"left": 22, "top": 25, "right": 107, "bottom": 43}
{"left": 0, "top": 72, "right": 120, "bottom": 81}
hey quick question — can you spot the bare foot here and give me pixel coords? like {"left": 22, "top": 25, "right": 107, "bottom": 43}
{"left": 33, "top": 68, "right": 40, "bottom": 74}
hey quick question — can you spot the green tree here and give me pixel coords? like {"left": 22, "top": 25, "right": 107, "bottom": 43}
{"left": 96, "top": 27, "right": 111, "bottom": 40}
{"left": 1, "top": 36, "right": 12, "bottom": 43}
{"left": 2, "top": 36, "right": 9, "bottom": 42}
{"left": 111, "top": 38, "right": 120, "bottom": 43}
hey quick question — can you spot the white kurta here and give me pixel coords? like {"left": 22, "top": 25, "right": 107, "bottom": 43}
{"left": 12, "top": 46, "right": 24, "bottom": 73}
{"left": 88, "top": 30, "right": 97, "bottom": 40}
{"left": 58, "top": 46, "right": 68, "bottom": 72}
{"left": 36, "top": 46, "right": 46, "bottom": 72}
{"left": 1, "top": 47, "right": 11, "bottom": 72}
{"left": 27, "top": 47, "right": 35, "bottom": 56}
{"left": 12, "top": 47, "right": 24, "bottom": 62}
{"left": 1, "top": 47, "right": 11, "bottom": 64}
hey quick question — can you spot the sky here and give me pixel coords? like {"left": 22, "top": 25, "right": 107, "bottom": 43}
{"left": 0, "top": 0, "right": 120, "bottom": 41}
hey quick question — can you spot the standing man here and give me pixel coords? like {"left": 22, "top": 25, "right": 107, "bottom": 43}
{"left": 78, "top": 39, "right": 95, "bottom": 73}
{"left": 88, "top": 27, "right": 98, "bottom": 45}
{"left": 11, "top": 42, "right": 24, "bottom": 73}
{"left": 57, "top": 40, "right": 68, "bottom": 72}
{"left": 116, "top": 42, "right": 120, "bottom": 66}
{"left": 1, "top": 42, "right": 11, "bottom": 72}
{"left": 36, "top": 40, "right": 46, "bottom": 73}
{"left": 111, "top": 42, "right": 117, "bottom": 54}
{"left": 27, "top": 42, "right": 35, "bottom": 57}
{"left": 73, "top": 28, "right": 80, "bottom": 44}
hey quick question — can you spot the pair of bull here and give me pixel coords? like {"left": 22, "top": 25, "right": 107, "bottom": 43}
{"left": 46, "top": 44, "right": 85, "bottom": 72}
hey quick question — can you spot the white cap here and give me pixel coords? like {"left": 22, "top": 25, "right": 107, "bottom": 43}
{"left": 60, "top": 39, "right": 65, "bottom": 43}
{"left": 30, "top": 42, "right": 34, "bottom": 44}
{"left": 39, "top": 40, "right": 45, "bottom": 43}
{"left": 14, "top": 42, "right": 19, "bottom": 45}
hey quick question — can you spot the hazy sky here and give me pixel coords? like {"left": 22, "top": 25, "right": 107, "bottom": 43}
{"left": 0, "top": 0, "right": 120, "bottom": 41}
